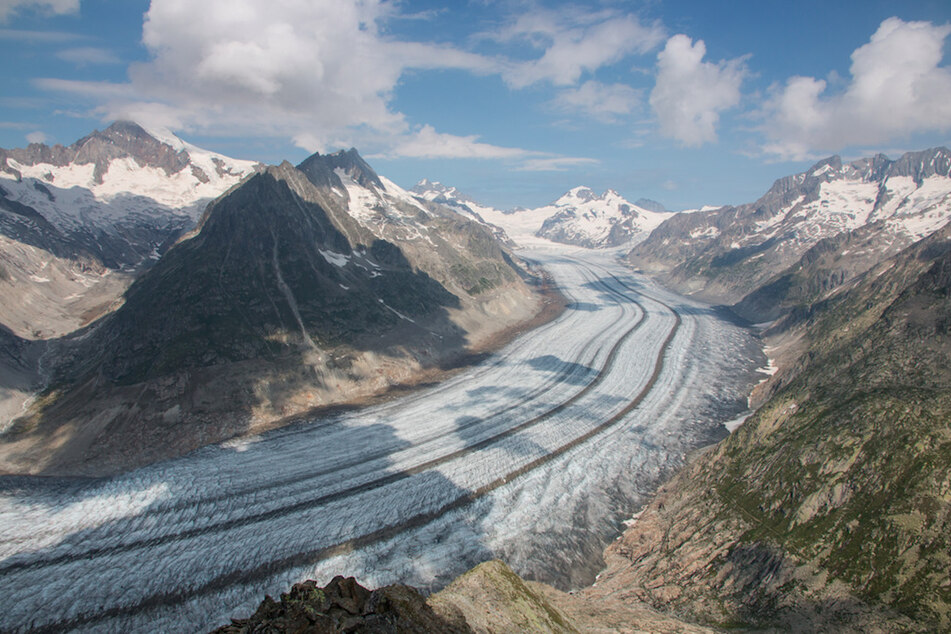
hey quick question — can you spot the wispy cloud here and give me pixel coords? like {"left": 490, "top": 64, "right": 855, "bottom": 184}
{"left": 0, "top": 0, "right": 79, "bottom": 23}
{"left": 56, "top": 46, "right": 120, "bottom": 66}
{"left": 552, "top": 80, "right": 641, "bottom": 123}
{"left": 370, "top": 125, "right": 597, "bottom": 172}
{"left": 32, "top": 77, "right": 134, "bottom": 98}
{"left": 0, "top": 28, "right": 83, "bottom": 41}
{"left": 516, "top": 157, "right": 599, "bottom": 172}
{"left": 374, "top": 125, "right": 528, "bottom": 160}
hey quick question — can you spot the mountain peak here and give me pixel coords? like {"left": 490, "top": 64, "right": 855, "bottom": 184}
{"left": 558, "top": 186, "right": 598, "bottom": 204}
{"left": 68, "top": 120, "right": 190, "bottom": 182}
{"left": 297, "top": 147, "right": 383, "bottom": 191}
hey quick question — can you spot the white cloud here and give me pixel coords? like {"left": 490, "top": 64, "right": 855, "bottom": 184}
{"left": 25, "top": 130, "right": 46, "bottom": 143}
{"left": 500, "top": 10, "right": 665, "bottom": 88}
{"left": 516, "top": 156, "right": 599, "bottom": 172}
{"left": 376, "top": 125, "right": 530, "bottom": 160}
{"left": 761, "top": 17, "right": 951, "bottom": 160}
{"left": 29, "top": 1, "right": 658, "bottom": 163}
{"left": 33, "top": 77, "right": 134, "bottom": 99}
{"left": 552, "top": 80, "right": 641, "bottom": 122}
{"left": 0, "top": 0, "right": 78, "bottom": 22}
{"left": 649, "top": 34, "right": 746, "bottom": 146}
{"left": 371, "top": 125, "right": 597, "bottom": 172}
{"left": 0, "top": 28, "right": 81, "bottom": 41}
{"left": 36, "top": 0, "right": 496, "bottom": 152}
{"left": 56, "top": 46, "right": 119, "bottom": 66}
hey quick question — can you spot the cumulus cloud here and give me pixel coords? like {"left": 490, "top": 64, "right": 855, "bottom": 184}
{"left": 0, "top": 0, "right": 78, "bottom": 22}
{"left": 25, "top": 130, "right": 46, "bottom": 143}
{"left": 500, "top": 10, "right": 665, "bottom": 88}
{"left": 760, "top": 17, "right": 951, "bottom": 160}
{"left": 649, "top": 34, "right": 746, "bottom": 146}
{"left": 31, "top": 1, "right": 661, "bottom": 161}
{"left": 552, "top": 80, "right": 641, "bottom": 123}
{"left": 41, "top": 0, "right": 495, "bottom": 152}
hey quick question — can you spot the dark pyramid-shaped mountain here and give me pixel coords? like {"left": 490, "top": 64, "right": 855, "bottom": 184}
{"left": 78, "top": 161, "right": 462, "bottom": 385}
{"left": 4, "top": 149, "right": 541, "bottom": 475}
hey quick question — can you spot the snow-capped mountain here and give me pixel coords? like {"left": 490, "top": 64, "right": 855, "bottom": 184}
{"left": 412, "top": 181, "right": 668, "bottom": 248}
{"left": 534, "top": 186, "right": 669, "bottom": 248}
{"left": 629, "top": 147, "right": 951, "bottom": 311}
{"left": 0, "top": 120, "right": 260, "bottom": 268}
{"left": 0, "top": 121, "right": 261, "bottom": 339}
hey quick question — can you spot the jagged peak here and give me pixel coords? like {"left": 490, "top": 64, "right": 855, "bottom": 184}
{"left": 297, "top": 147, "right": 383, "bottom": 191}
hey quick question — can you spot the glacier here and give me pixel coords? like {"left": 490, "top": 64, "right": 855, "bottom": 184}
{"left": 0, "top": 247, "right": 764, "bottom": 633}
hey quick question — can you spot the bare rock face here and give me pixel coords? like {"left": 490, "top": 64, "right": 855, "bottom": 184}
{"left": 212, "top": 576, "right": 471, "bottom": 634}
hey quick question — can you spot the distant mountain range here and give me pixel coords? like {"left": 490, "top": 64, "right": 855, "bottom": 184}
{"left": 412, "top": 181, "right": 670, "bottom": 248}
{"left": 0, "top": 124, "right": 542, "bottom": 475}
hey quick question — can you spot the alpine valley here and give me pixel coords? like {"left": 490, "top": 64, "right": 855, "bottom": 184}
{"left": 0, "top": 123, "right": 949, "bottom": 634}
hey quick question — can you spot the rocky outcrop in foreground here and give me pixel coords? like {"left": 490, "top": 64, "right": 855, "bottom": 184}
{"left": 213, "top": 574, "right": 470, "bottom": 633}
{"left": 213, "top": 560, "right": 713, "bottom": 633}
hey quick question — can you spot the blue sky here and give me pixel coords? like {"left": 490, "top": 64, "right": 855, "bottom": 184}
{"left": 2, "top": 0, "right": 951, "bottom": 210}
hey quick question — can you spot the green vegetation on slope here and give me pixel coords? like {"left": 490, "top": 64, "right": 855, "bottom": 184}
{"left": 602, "top": 224, "right": 951, "bottom": 632}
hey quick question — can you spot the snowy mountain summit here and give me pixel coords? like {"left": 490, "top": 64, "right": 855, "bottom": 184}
{"left": 535, "top": 186, "right": 670, "bottom": 248}
{"left": 0, "top": 120, "right": 261, "bottom": 268}
{"left": 410, "top": 179, "right": 501, "bottom": 224}
{"left": 629, "top": 146, "right": 951, "bottom": 306}
{"left": 412, "top": 180, "right": 669, "bottom": 248}
{"left": 0, "top": 121, "right": 262, "bottom": 339}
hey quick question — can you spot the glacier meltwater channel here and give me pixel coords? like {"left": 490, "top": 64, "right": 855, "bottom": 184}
{"left": 0, "top": 248, "right": 764, "bottom": 633}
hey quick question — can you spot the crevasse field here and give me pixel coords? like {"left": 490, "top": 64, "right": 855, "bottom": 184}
{"left": 0, "top": 248, "right": 765, "bottom": 633}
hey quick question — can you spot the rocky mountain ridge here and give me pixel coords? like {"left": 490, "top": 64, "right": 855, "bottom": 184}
{"left": 213, "top": 559, "right": 713, "bottom": 633}
{"left": 0, "top": 120, "right": 260, "bottom": 269}
{"left": 629, "top": 147, "right": 951, "bottom": 313}
{"left": 0, "top": 121, "right": 261, "bottom": 341}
